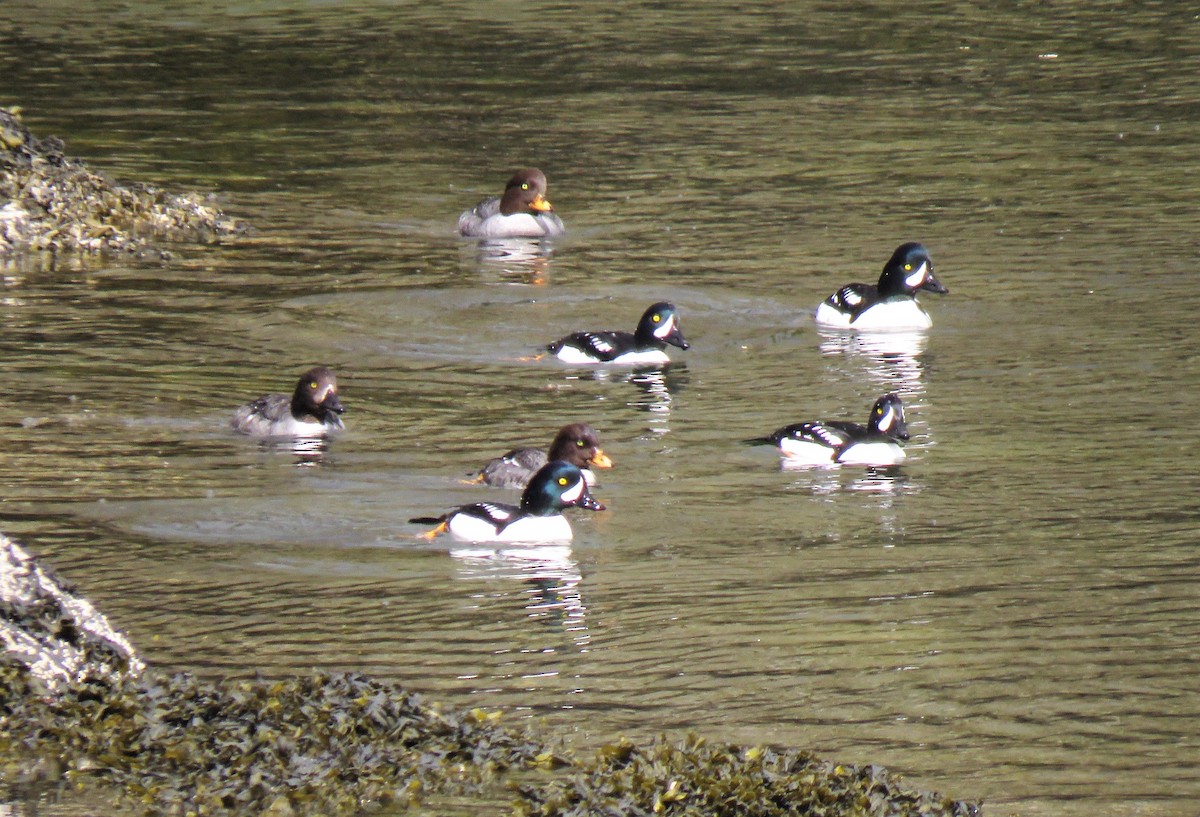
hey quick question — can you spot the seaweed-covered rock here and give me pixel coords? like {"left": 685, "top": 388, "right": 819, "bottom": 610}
{"left": 514, "top": 734, "right": 980, "bottom": 817}
{"left": 0, "top": 106, "right": 244, "bottom": 257}
{"left": 0, "top": 665, "right": 552, "bottom": 816}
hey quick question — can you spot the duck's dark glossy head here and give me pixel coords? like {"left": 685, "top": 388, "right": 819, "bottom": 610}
{"left": 878, "top": 242, "right": 947, "bottom": 297}
{"left": 521, "top": 461, "right": 606, "bottom": 516}
{"left": 635, "top": 301, "right": 689, "bottom": 350}
{"left": 867, "top": 392, "right": 909, "bottom": 441}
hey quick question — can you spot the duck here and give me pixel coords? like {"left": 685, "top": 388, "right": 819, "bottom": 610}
{"left": 547, "top": 302, "right": 690, "bottom": 366}
{"left": 814, "top": 242, "right": 948, "bottom": 330}
{"left": 755, "top": 393, "right": 910, "bottom": 466}
{"left": 231, "top": 366, "right": 345, "bottom": 438}
{"left": 411, "top": 461, "right": 605, "bottom": 543}
{"left": 466, "top": 422, "right": 614, "bottom": 489}
{"left": 457, "top": 168, "right": 566, "bottom": 239}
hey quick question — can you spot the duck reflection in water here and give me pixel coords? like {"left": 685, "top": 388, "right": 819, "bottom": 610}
{"left": 450, "top": 544, "right": 590, "bottom": 652}
{"left": 817, "top": 329, "right": 928, "bottom": 399}
{"left": 568, "top": 363, "right": 689, "bottom": 436}
{"left": 465, "top": 237, "right": 555, "bottom": 286}
{"left": 288, "top": 436, "right": 335, "bottom": 467}
{"left": 250, "top": 436, "right": 337, "bottom": 468}
{"left": 785, "top": 467, "right": 917, "bottom": 545}
{"left": 784, "top": 461, "right": 914, "bottom": 494}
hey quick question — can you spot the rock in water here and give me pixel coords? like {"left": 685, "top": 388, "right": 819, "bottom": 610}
{"left": 0, "top": 532, "right": 144, "bottom": 693}
{"left": 0, "top": 105, "right": 245, "bottom": 257}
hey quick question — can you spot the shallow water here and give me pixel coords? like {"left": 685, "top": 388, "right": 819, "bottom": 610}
{"left": 3, "top": 2, "right": 1200, "bottom": 815}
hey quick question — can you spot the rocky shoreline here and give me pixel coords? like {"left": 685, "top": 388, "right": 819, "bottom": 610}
{"left": 1, "top": 107, "right": 243, "bottom": 259}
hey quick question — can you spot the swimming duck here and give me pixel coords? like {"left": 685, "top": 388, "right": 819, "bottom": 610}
{"left": 814, "top": 242, "right": 948, "bottom": 330}
{"left": 231, "top": 366, "right": 345, "bottom": 438}
{"left": 757, "top": 393, "right": 910, "bottom": 466}
{"left": 547, "top": 302, "right": 690, "bottom": 366}
{"left": 411, "top": 461, "right": 605, "bottom": 543}
{"left": 457, "top": 168, "right": 566, "bottom": 239}
{"left": 467, "top": 422, "right": 614, "bottom": 489}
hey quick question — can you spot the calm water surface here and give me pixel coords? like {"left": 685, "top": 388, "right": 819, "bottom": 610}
{"left": 2, "top": 3, "right": 1199, "bottom": 816}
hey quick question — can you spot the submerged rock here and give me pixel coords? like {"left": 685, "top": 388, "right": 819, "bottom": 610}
{"left": 1, "top": 534, "right": 982, "bottom": 816}
{"left": 0, "top": 106, "right": 244, "bottom": 258}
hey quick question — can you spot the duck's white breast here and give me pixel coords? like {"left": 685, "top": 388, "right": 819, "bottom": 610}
{"left": 609, "top": 349, "right": 671, "bottom": 366}
{"left": 836, "top": 441, "right": 906, "bottom": 466}
{"left": 848, "top": 300, "right": 932, "bottom": 331}
{"left": 498, "top": 515, "right": 573, "bottom": 542}
{"left": 471, "top": 212, "right": 563, "bottom": 239}
{"left": 237, "top": 413, "right": 333, "bottom": 438}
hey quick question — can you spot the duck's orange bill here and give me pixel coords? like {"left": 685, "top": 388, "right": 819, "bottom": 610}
{"left": 529, "top": 195, "right": 553, "bottom": 213}
{"left": 591, "top": 450, "right": 614, "bottom": 469}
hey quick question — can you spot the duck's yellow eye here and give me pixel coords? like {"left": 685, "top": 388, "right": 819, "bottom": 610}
{"left": 310, "top": 381, "right": 319, "bottom": 389}
{"left": 576, "top": 439, "right": 585, "bottom": 446}
{"left": 558, "top": 477, "right": 568, "bottom": 486}
{"left": 904, "top": 263, "right": 912, "bottom": 271}
{"left": 653, "top": 314, "right": 661, "bottom": 322}
{"left": 875, "top": 407, "right": 884, "bottom": 414}
{"left": 521, "top": 183, "right": 529, "bottom": 190}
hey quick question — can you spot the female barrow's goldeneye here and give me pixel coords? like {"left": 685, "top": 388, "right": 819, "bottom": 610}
{"left": 547, "top": 302, "right": 690, "bottom": 366}
{"left": 231, "top": 366, "right": 345, "bottom": 438}
{"left": 754, "top": 393, "right": 911, "bottom": 466}
{"left": 466, "top": 422, "right": 614, "bottom": 489}
{"left": 814, "top": 242, "right": 948, "bottom": 330}
{"left": 457, "top": 168, "right": 566, "bottom": 239}
{"left": 411, "top": 461, "right": 605, "bottom": 543}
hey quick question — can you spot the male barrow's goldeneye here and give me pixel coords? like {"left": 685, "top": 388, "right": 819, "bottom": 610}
{"left": 814, "top": 242, "right": 948, "bottom": 331}
{"left": 466, "top": 422, "right": 614, "bottom": 489}
{"left": 547, "top": 302, "right": 690, "bottom": 366}
{"left": 231, "top": 366, "right": 345, "bottom": 438}
{"left": 457, "top": 168, "right": 566, "bottom": 239}
{"left": 411, "top": 461, "right": 605, "bottom": 543}
{"left": 754, "top": 393, "right": 910, "bottom": 466}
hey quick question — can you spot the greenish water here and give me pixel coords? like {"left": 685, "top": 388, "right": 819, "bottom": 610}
{"left": 2, "top": 3, "right": 1199, "bottom": 815}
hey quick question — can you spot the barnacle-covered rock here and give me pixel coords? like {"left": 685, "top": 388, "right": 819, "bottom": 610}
{"left": 1, "top": 533, "right": 144, "bottom": 693}
{"left": 0, "top": 106, "right": 244, "bottom": 258}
